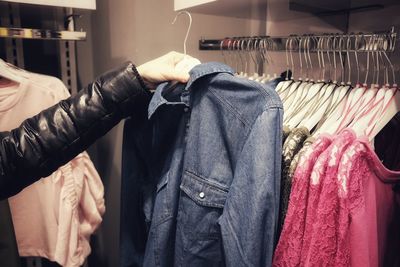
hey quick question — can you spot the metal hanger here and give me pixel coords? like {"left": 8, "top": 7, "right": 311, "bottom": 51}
{"left": 172, "top": 11, "right": 192, "bottom": 55}
{"left": 165, "top": 11, "right": 199, "bottom": 91}
{"left": 220, "top": 38, "right": 228, "bottom": 65}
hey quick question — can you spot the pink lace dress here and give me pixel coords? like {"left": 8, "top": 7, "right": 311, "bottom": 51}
{"left": 274, "top": 128, "right": 400, "bottom": 267}
{"left": 301, "top": 129, "right": 355, "bottom": 266}
{"left": 273, "top": 135, "right": 332, "bottom": 266}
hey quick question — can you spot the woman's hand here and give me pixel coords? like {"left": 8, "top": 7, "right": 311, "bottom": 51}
{"left": 137, "top": 51, "right": 199, "bottom": 89}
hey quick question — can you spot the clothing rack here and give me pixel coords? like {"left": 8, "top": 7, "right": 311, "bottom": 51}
{"left": 199, "top": 26, "right": 397, "bottom": 53}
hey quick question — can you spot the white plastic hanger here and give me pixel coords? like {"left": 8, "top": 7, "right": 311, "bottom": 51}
{"left": 303, "top": 36, "right": 341, "bottom": 131}
{"left": 321, "top": 35, "right": 367, "bottom": 134}
{"left": 366, "top": 34, "right": 400, "bottom": 140}
{"left": 313, "top": 35, "right": 352, "bottom": 135}
{"left": 346, "top": 34, "right": 394, "bottom": 138}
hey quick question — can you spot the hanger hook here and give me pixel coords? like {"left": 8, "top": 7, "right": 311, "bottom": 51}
{"left": 325, "top": 36, "right": 332, "bottom": 81}
{"left": 346, "top": 34, "right": 352, "bottom": 85}
{"left": 318, "top": 36, "right": 325, "bottom": 81}
{"left": 353, "top": 33, "right": 360, "bottom": 84}
{"left": 332, "top": 34, "right": 338, "bottom": 83}
{"left": 285, "top": 37, "right": 290, "bottom": 80}
{"left": 172, "top": 11, "right": 192, "bottom": 55}
{"left": 298, "top": 36, "right": 303, "bottom": 78}
{"left": 382, "top": 32, "right": 396, "bottom": 85}
{"left": 307, "top": 36, "right": 313, "bottom": 78}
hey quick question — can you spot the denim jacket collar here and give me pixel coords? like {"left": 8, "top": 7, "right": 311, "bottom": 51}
{"left": 148, "top": 62, "right": 234, "bottom": 119}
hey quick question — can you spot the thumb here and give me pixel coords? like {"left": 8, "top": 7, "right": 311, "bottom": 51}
{"left": 166, "top": 70, "right": 190, "bottom": 83}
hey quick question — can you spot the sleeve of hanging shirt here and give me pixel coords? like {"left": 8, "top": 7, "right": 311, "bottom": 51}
{"left": 218, "top": 106, "right": 283, "bottom": 267}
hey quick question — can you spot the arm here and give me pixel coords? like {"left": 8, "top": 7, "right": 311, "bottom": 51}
{"left": 0, "top": 51, "right": 192, "bottom": 200}
{"left": 219, "top": 107, "right": 283, "bottom": 267}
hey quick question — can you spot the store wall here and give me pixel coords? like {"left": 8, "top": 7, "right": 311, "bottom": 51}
{"left": 76, "top": 0, "right": 265, "bottom": 266}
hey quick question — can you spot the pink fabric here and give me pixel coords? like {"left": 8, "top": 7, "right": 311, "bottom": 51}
{"left": 344, "top": 134, "right": 400, "bottom": 267}
{"left": 0, "top": 72, "right": 105, "bottom": 267}
{"left": 274, "top": 128, "right": 400, "bottom": 267}
{"left": 302, "top": 129, "right": 355, "bottom": 266}
{"left": 273, "top": 135, "right": 332, "bottom": 266}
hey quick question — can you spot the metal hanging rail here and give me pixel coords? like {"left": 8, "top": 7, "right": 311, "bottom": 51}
{"left": 199, "top": 27, "right": 397, "bottom": 53}
{"left": 0, "top": 27, "right": 86, "bottom": 41}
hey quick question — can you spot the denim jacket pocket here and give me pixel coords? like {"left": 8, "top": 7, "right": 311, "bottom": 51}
{"left": 177, "top": 171, "right": 228, "bottom": 266}
{"left": 179, "top": 171, "right": 228, "bottom": 238}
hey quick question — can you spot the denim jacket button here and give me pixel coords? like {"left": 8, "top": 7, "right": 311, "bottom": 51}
{"left": 199, "top": 192, "right": 205, "bottom": 199}
{"left": 184, "top": 107, "right": 190, "bottom": 112}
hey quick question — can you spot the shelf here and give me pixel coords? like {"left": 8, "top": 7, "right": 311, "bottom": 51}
{"left": 0, "top": 0, "right": 96, "bottom": 10}
{"left": 174, "top": 0, "right": 267, "bottom": 20}
{"left": 289, "top": 0, "right": 400, "bottom": 16}
{"left": 0, "top": 27, "right": 86, "bottom": 41}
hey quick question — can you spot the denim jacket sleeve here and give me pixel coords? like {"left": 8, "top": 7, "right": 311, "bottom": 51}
{"left": 219, "top": 106, "right": 283, "bottom": 267}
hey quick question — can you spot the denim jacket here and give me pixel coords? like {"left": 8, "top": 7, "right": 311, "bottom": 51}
{"left": 120, "top": 62, "right": 283, "bottom": 267}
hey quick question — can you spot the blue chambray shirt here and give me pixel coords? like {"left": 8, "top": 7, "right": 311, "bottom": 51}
{"left": 120, "top": 62, "right": 283, "bottom": 267}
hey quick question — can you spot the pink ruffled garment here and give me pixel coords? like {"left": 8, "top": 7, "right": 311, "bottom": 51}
{"left": 0, "top": 72, "right": 105, "bottom": 267}
{"left": 342, "top": 133, "right": 400, "bottom": 267}
{"left": 301, "top": 129, "right": 355, "bottom": 266}
{"left": 273, "top": 135, "right": 332, "bottom": 266}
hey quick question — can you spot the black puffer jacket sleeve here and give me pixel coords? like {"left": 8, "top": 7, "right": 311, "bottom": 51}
{"left": 0, "top": 62, "right": 151, "bottom": 200}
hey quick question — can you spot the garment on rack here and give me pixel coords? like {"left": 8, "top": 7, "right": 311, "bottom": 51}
{"left": 120, "top": 62, "right": 283, "bottom": 267}
{"left": 288, "top": 136, "right": 315, "bottom": 180}
{"left": 300, "top": 130, "right": 355, "bottom": 266}
{"left": 277, "top": 127, "right": 310, "bottom": 236}
{"left": 273, "top": 135, "right": 332, "bottom": 266}
{"left": 274, "top": 129, "right": 400, "bottom": 267}
{"left": 0, "top": 72, "right": 105, "bottom": 267}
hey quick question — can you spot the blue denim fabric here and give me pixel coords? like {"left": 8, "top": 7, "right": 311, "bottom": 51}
{"left": 120, "top": 62, "right": 283, "bottom": 267}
